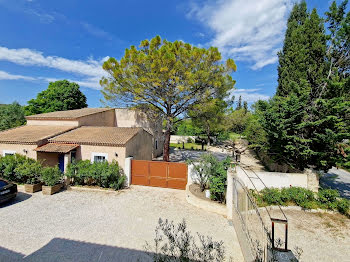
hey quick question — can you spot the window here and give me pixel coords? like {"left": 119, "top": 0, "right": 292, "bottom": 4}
{"left": 91, "top": 153, "right": 108, "bottom": 163}
{"left": 155, "top": 140, "right": 158, "bottom": 150}
{"left": 3, "top": 150, "right": 15, "bottom": 156}
{"left": 71, "top": 151, "right": 76, "bottom": 163}
{"left": 94, "top": 155, "right": 106, "bottom": 162}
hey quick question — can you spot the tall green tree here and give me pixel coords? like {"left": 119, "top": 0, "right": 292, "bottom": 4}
{"left": 0, "top": 102, "right": 26, "bottom": 131}
{"left": 25, "top": 80, "right": 87, "bottom": 115}
{"left": 253, "top": 1, "right": 349, "bottom": 171}
{"left": 277, "top": 0, "right": 309, "bottom": 96}
{"left": 243, "top": 101, "right": 248, "bottom": 113}
{"left": 189, "top": 98, "right": 227, "bottom": 145}
{"left": 100, "top": 36, "right": 236, "bottom": 161}
{"left": 236, "top": 95, "right": 242, "bottom": 110}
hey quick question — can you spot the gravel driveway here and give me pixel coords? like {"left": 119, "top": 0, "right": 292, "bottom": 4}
{"left": 0, "top": 186, "right": 244, "bottom": 262}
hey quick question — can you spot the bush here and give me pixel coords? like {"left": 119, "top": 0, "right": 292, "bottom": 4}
{"left": 255, "top": 187, "right": 350, "bottom": 215}
{"left": 0, "top": 154, "right": 34, "bottom": 183}
{"left": 209, "top": 157, "right": 230, "bottom": 203}
{"left": 145, "top": 218, "right": 226, "bottom": 262}
{"left": 41, "top": 166, "right": 63, "bottom": 186}
{"left": 187, "top": 137, "right": 194, "bottom": 143}
{"left": 318, "top": 189, "right": 339, "bottom": 205}
{"left": 14, "top": 160, "right": 42, "bottom": 184}
{"left": 66, "top": 160, "right": 125, "bottom": 190}
{"left": 260, "top": 188, "right": 283, "bottom": 205}
{"left": 281, "top": 187, "right": 315, "bottom": 206}
{"left": 336, "top": 198, "right": 350, "bottom": 215}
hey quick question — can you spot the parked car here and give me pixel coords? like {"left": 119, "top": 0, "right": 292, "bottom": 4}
{"left": 0, "top": 179, "right": 17, "bottom": 204}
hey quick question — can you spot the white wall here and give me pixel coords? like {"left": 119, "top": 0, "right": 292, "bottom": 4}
{"left": 170, "top": 135, "right": 196, "bottom": 144}
{"left": 235, "top": 166, "right": 308, "bottom": 191}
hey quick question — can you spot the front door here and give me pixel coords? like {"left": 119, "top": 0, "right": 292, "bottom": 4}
{"left": 58, "top": 154, "right": 65, "bottom": 172}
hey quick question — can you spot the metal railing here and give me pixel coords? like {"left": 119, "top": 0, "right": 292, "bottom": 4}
{"left": 231, "top": 164, "right": 289, "bottom": 261}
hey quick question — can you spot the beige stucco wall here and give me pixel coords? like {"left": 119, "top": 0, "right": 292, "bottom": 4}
{"left": 0, "top": 143, "right": 38, "bottom": 160}
{"left": 125, "top": 129, "right": 153, "bottom": 161}
{"left": 115, "top": 108, "right": 164, "bottom": 157}
{"left": 75, "top": 145, "right": 126, "bottom": 169}
{"left": 78, "top": 110, "right": 116, "bottom": 127}
{"left": 37, "top": 152, "right": 59, "bottom": 167}
{"left": 27, "top": 120, "right": 80, "bottom": 126}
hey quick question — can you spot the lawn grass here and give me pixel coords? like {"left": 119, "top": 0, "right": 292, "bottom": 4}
{"left": 228, "top": 132, "right": 243, "bottom": 141}
{"left": 170, "top": 142, "right": 206, "bottom": 150}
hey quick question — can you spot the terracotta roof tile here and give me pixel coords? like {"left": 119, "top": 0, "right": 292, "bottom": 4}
{"left": 49, "top": 126, "right": 143, "bottom": 146}
{"left": 0, "top": 126, "right": 76, "bottom": 144}
{"left": 35, "top": 143, "right": 79, "bottom": 153}
{"left": 26, "top": 108, "right": 114, "bottom": 120}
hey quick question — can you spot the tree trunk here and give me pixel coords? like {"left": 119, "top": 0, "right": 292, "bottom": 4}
{"left": 163, "top": 128, "right": 171, "bottom": 162}
{"left": 206, "top": 126, "right": 211, "bottom": 146}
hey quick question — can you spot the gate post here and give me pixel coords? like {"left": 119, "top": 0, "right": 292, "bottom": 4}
{"left": 124, "top": 157, "right": 133, "bottom": 187}
{"left": 226, "top": 167, "right": 235, "bottom": 220}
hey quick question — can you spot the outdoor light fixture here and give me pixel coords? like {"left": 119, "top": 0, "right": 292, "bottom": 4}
{"left": 115, "top": 152, "right": 118, "bottom": 157}
{"left": 23, "top": 149, "right": 28, "bottom": 154}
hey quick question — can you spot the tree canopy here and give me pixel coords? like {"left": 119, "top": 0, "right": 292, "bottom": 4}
{"left": 25, "top": 80, "right": 87, "bottom": 116}
{"left": 248, "top": 0, "right": 350, "bottom": 171}
{"left": 0, "top": 102, "right": 26, "bottom": 131}
{"left": 101, "top": 35, "right": 236, "bottom": 161}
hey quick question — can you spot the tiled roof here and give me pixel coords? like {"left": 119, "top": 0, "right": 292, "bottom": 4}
{"left": 49, "top": 126, "right": 143, "bottom": 146}
{"left": 0, "top": 126, "right": 75, "bottom": 144}
{"left": 26, "top": 108, "right": 114, "bottom": 120}
{"left": 35, "top": 143, "right": 79, "bottom": 153}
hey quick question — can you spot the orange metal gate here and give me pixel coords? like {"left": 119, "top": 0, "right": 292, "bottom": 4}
{"left": 131, "top": 160, "right": 187, "bottom": 190}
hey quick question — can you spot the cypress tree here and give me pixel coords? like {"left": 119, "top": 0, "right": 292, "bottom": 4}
{"left": 277, "top": 1, "right": 308, "bottom": 96}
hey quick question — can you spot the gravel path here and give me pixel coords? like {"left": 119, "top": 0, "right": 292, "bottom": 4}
{"left": 0, "top": 186, "right": 244, "bottom": 262}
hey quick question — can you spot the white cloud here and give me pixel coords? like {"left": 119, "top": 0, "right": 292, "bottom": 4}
{"left": 0, "top": 46, "right": 106, "bottom": 78}
{"left": 0, "top": 46, "right": 108, "bottom": 89}
{"left": 0, "top": 70, "right": 35, "bottom": 81}
{"left": 188, "top": 0, "right": 294, "bottom": 69}
{"left": 231, "top": 88, "right": 269, "bottom": 102}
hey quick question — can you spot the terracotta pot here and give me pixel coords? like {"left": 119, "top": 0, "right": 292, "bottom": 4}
{"left": 24, "top": 182, "right": 43, "bottom": 193}
{"left": 42, "top": 184, "right": 62, "bottom": 195}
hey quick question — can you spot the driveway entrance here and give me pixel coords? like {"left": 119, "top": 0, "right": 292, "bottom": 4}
{"left": 131, "top": 160, "right": 187, "bottom": 190}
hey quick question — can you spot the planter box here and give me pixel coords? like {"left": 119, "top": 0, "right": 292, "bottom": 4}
{"left": 42, "top": 184, "right": 62, "bottom": 195}
{"left": 24, "top": 183, "right": 43, "bottom": 193}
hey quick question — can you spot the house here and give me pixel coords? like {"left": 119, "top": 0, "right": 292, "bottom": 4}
{"left": 0, "top": 108, "right": 163, "bottom": 171}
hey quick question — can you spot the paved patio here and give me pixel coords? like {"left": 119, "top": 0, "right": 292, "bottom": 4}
{"left": 0, "top": 186, "right": 244, "bottom": 262}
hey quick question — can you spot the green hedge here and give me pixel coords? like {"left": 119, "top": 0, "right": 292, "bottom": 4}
{"left": 66, "top": 160, "right": 125, "bottom": 190}
{"left": 0, "top": 154, "right": 63, "bottom": 185}
{"left": 253, "top": 187, "right": 350, "bottom": 216}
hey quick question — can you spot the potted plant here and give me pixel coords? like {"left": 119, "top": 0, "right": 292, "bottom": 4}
{"left": 41, "top": 166, "right": 63, "bottom": 195}
{"left": 14, "top": 160, "right": 43, "bottom": 193}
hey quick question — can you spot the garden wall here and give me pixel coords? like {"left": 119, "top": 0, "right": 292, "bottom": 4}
{"left": 170, "top": 135, "right": 196, "bottom": 144}
{"left": 236, "top": 166, "right": 319, "bottom": 192}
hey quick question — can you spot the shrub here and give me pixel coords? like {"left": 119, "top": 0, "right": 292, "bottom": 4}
{"left": 145, "top": 218, "right": 226, "bottom": 262}
{"left": 336, "top": 198, "right": 350, "bottom": 215}
{"left": 318, "top": 189, "right": 339, "bottom": 205}
{"left": 0, "top": 154, "right": 34, "bottom": 183}
{"left": 209, "top": 157, "right": 230, "bottom": 203}
{"left": 187, "top": 137, "right": 194, "bottom": 143}
{"left": 260, "top": 188, "right": 283, "bottom": 205}
{"left": 14, "top": 160, "right": 42, "bottom": 184}
{"left": 66, "top": 160, "right": 125, "bottom": 190}
{"left": 41, "top": 166, "right": 63, "bottom": 186}
{"left": 281, "top": 187, "right": 315, "bottom": 206}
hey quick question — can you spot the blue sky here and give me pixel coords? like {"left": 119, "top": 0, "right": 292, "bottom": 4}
{"left": 0, "top": 0, "right": 335, "bottom": 107}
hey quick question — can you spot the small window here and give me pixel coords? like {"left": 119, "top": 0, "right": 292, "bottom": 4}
{"left": 91, "top": 153, "right": 108, "bottom": 163}
{"left": 3, "top": 150, "right": 15, "bottom": 156}
{"left": 155, "top": 140, "right": 158, "bottom": 150}
{"left": 94, "top": 155, "right": 106, "bottom": 163}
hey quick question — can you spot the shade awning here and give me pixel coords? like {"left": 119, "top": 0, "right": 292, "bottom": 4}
{"left": 35, "top": 143, "right": 79, "bottom": 153}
